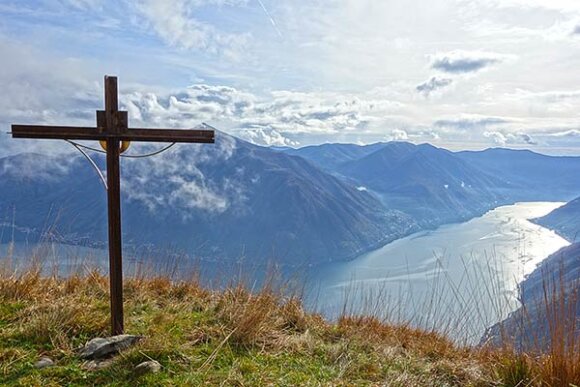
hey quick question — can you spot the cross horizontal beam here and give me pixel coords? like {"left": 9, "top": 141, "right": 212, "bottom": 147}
{"left": 11, "top": 125, "right": 215, "bottom": 143}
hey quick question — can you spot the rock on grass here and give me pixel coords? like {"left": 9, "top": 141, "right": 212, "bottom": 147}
{"left": 77, "top": 335, "right": 142, "bottom": 360}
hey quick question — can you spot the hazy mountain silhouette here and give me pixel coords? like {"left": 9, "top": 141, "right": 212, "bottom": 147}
{"left": 456, "top": 148, "right": 580, "bottom": 200}
{"left": 4, "top": 137, "right": 580, "bottom": 265}
{"left": 288, "top": 143, "right": 580, "bottom": 227}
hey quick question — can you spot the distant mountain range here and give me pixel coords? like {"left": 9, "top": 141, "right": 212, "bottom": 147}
{"left": 283, "top": 143, "right": 580, "bottom": 227}
{"left": 3, "top": 135, "right": 580, "bottom": 265}
{"left": 456, "top": 148, "right": 580, "bottom": 200}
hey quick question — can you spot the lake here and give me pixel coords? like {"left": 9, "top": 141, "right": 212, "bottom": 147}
{"left": 0, "top": 202, "right": 569, "bottom": 342}
{"left": 304, "top": 202, "right": 569, "bottom": 342}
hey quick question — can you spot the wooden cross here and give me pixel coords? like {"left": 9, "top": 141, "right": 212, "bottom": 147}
{"left": 11, "top": 76, "right": 215, "bottom": 335}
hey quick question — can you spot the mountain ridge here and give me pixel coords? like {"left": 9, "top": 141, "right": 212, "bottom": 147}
{"left": 4, "top": 136, "right": 580, "bottom": 266}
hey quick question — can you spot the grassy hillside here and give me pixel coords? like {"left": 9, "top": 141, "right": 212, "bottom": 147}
{"left": 0, "top": 262, "right": 578, "bottom": 386}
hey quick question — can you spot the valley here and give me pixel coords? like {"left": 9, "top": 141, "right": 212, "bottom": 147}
{"left": 1, "top": 201, "right": 570, "bottom": 343}
{"left": 3, "top": 135, "right": 580, "bottom": 266}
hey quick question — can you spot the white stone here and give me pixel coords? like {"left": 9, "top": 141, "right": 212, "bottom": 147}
{"left": 34, "top": 357, "right": 54, "bottom": 369}
{"left": 134, "top": 360, "right": 161, "bottom": 376}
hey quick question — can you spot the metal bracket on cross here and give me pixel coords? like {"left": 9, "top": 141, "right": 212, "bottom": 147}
{"left": 96, "top": 109, "right": 131, "bottom": 153}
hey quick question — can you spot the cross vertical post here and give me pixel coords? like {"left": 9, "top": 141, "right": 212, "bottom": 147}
{"left": 11, "top": 75, "right": 215, "bottom": 336}
{"left": 104, "top": 76, "right": 124, "bottom": 335}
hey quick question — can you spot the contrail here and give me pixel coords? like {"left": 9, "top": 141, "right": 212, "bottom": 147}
{"left": 256, "top": 0, "right": 283, "bottom": 38}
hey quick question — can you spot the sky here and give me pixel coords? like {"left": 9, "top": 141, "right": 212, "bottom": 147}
{"left": 1, "top": 0, "right": 580, "bottom": 156}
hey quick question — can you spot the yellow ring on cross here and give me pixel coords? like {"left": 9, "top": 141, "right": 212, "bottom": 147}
{"left": 99, "top": 140, "right": 131, "bottom": 154}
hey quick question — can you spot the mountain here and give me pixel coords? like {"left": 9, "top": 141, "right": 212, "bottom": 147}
{"left": 456, "top": 148, "right": 580, "bottom": 201}
{"left": 533, "top": 198, "right": 580, "bottom": 242}
{"left": 335, "top": 142, "right": 512, "bottom": 226}
{"left": 5, "top": 138, "right": 580, "bottom": 267}
{"left": 481, "top": 242, "right": 580, "bottom": 350}
{"left": 0, "top": 133, "right": 416, "bottom": 265}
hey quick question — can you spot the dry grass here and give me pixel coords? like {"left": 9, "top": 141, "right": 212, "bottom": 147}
{"left": 0, "top": 259, "right": 496, "bottom": 386}
{"left": 483, "top": 265, "right": 580, "bottom": 387}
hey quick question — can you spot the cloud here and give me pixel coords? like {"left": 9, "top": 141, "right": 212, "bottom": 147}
{"left": 123, "top": 83, "right": 256, "bottom": 127}
{"left": 65, "top": 0, "right": 103, "bottom": 10}
{"left": 520, "top": 133, "right": 537, "bottom": 144}
{"left": 434, "top": 116, "right": 509, "bottom": 130}
{"left": 134, "top": 0, "right": 250, "bottom": 59}
{"left": 1, "top": 6, "right": 578, "bottom": 157}
{"left": 167, "top": 175, "right": 228, "bottom": 213}
{"left": 510, "top": 89, "right": 580, "bottom": 102}
{"left": 416, "top": 77, "right": 453, "bottom": 96}
{"left": 430, "top": 50, "right": 508, "bottom": 74}
{"left": 122, "top": 85, "right": 408, "bottom": 145}
{"left": 0, "top": 153, "right": 75, "bottom": 181}
{"left": 475, "top": 0, "right": 580, "bottom": 13}
{"left": 388, "top": 129, "right": 409, "bottom": 141}
{"left": 483, "top": 131, "right": 508, "bottom": 146}
{"left": 574, "top": 25, "right": 580, "bottom": 35}
{"left": 462, "top": 11, "right": 580, "bottom": 44}
{"left": 484, "top": 131, "right": 537, "bottom": 146}
{"left": 547, "top": 129, "right": 580, "bottom": 137}
{"left": 236, "top": 127, "right": 299, "bottom": 147}
{"left": 502, "top": 89, "right": 580, "bottom": 115}
{"left": 0, "top": 35, "right": 104, "bottom": 158}
{"left": 416, "top": 130, "right": 441, "bottom": 141}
